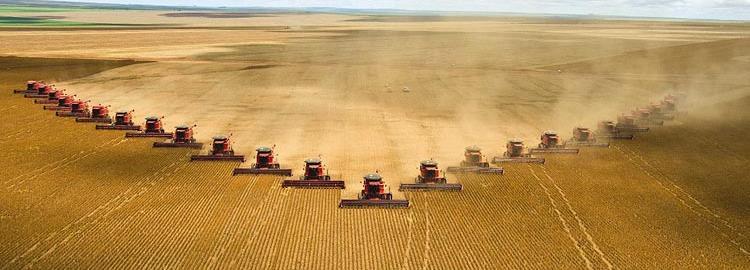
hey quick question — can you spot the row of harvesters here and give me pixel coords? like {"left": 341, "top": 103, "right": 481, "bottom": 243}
{"left": 12, "top": 80, "right": 684, "bottom": 209}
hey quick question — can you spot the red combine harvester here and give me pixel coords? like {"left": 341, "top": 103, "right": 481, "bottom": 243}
{"left": 616, "top": 115, "right": 649, "bottom": 133}
{"left": 96, "top": 110, "right": 141, "bottom": 130}
{"left": 400, "top": 160, "right": 463, "bottom": 191}
{"left": 595, "top": 120, "right": 634, "bottom": 140}
{"left": 23, "top": 84, "right": 54, "bottom": 99}
{"left": 43, "top": 95, "right": 75, "bottom": 111}
{"left": 76, "top": 104, "right": 112, "bottom": 123}
{"left": 492, "top": 139, "right": 545, "bottom": 164}
{"left": 233, "top": 146, "right": 292, "bottom": 176}
{"left": 565, "top": 127, "right": 609, "bottom": 147}
{"left": 34, "top": 89, "right": 65, "bottom": 104}
{"left": 282, "top": 158, "right": 345, "bottom": 189}
{"left": 55, "top": 99, "right": 90, "bottom": 117}
{"left": 190, "top": 135, "right": 245, "bottom": 161}
{"left": 529, "top": 130, "right": 580, "bottom": 154}
{"left": 125, "top": 116, "right": 172, "bottom": 137}
{"left": 339, "top": 173, "right": 409, "bottom": 208}
{"left": 647, "top": 103, "right": 675, "bottom": 120}
{"left": 633, "top": 108, "right": 664, "bottom": 126}
{"left": 446, "top": 145, "right": 504, "bottom": 174}
{"left": 153, "top": 124, "right": 204, "bottom": 148}
{"left": 13, "top": 81, "right": 41, "bottom": 94}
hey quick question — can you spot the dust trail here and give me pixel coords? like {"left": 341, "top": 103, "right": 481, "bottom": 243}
{"left": 527, "top": 165, "right": 594, "bottom": 270}
{"left": 539, "top": 166, "right": 614, "bottom": 269}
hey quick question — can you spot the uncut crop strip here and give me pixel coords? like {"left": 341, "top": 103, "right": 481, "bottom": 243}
{"left": 614, "top": 144, "right": 750, "bottom": 256}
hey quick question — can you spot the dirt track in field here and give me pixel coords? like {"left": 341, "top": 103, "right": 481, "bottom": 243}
{"left": 1, "top": 11, "right": 750, "bottom": 268}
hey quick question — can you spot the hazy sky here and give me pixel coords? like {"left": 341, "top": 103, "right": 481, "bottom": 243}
{"left": 61, "top": 0, "right": 750, "bottom": 20}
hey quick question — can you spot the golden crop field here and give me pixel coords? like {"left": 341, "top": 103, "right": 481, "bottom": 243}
{"left": 1, "top": 7, "right": 749, "bottom": 269}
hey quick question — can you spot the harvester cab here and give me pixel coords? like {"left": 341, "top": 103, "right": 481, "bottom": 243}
{"left": 446, "top": 145, "right": 504, "bottom": 174}
{"left": 190, "top": 134, "right": 245, "bottom": 161}
{"left": 96, "top": 110, "right": 142, "bottom": 130}
{"left": 153, "top": 124, "right": 204, "bottom": 148}
{"left": 232, "top": 146, "right": 292, "bottom": 176}
{"left": 339, "top": 173, "right": 409, "bottom": 208}
{"left": 566, "top": 127, "right": 609, "bottom": 147}
{"left": 400, "top": 160, "right": 463, "bottom": 191}
{"left": 492, "top": 139, "right": 545, "bottom": 164}
{"left": 282, "top": 158, "right": 346, "bottom": 188}
{"left": 125, "top": 116, "right": 172, "bottom": 137}
{"left": 529, "top": 131, "right": 580, "bottom": 154}
{"left": 76, "top": 104, "right": 113, "bottom": 123}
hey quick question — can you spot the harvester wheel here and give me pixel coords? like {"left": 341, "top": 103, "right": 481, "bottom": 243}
{"left": 385, "top": 194, "right": 393, "bottom": 200}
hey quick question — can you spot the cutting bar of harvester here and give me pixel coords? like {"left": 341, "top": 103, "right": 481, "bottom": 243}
{"left": 125, "top": 132, "right": 172, "bottom": 138}
{"left": 446, "top": 166, "right": 504, "bottom": 174}
{"left": 596, "top": 134, "right": 634, "bottom": 140}
{"left": 153, "top": 141, "right": 204, "bottom": 148}
{"left": 43, "top": 105, "right": 71, "bottom": 111}
{"left": 617, "top": 127, "right": 649, "bottom": 133}
{"left": 282, "top": 179, "right": 346, "bottom": 189}
{"left": 24, "top": 94, "right": 47, "bottom": 99}
{"left": 339, "top": 199, "right": 410, "bottom": 208}
{"left": 190, "top": 155, "right": 246, "bottom": 162}
{"left": 232, "top": 167, "right": 293, "bottom": 176}
{"left": 399, "top": 183, "right": 463, "bottom": 191}
{"left": 56, "top": 111, "right": 89, "bottom": 118}
{"left": 96, "top": 124, "right": 142, "bottom": 130}
{"left": 34, "top": 99, "right": 58, "bottom": 104}
{"left": 528, "top": 148, "right": 580, "bottom": 154}
{"left": 565, "top": 141, "right": 610, "bottom": 147}
{"left": 76, "top": 117, "right": 112, "bottom": 123}
{"left": 492, "top": 156, "right": 545, "bottom": 164}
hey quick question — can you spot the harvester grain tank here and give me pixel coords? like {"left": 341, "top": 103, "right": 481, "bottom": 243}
{"left": 43, "top": 94, "right": 75, "bottom": 111}
{"left": 446, "top": 145, "right": 504, "bottom": 174}
{"left": 565, "top": 127, "right": 609, "bottom": 147}
{"left": 125, "top": 116, "right": 172, "bottom": 137}
{"left": 400, "top": 160, "right": 463, "bottom": 191}
{"left": 232, "top": 146, "right": 292, "bottom": 176}
{"left": 34, "top": 89, "right": 64, "bottom": 104}
{"left": 153, "top": 124, "right": 204, "bottom": 148}
{"left": 615, "top": 115, "right": 649, "bottom": 132}
{"left": 339, "top": 173, "right": 409, "bottom": 208}
{"left": 595, "top": 120, "right": 634, "bottom": 140}
{"left": 56, "top": 99, "right": 90, "bottom": 117}
{"left": 282, "top": 158, "right": 345, "bottom": 189}
{"left": 76, "top": 104, "right": 112, "bottom": 123}
{"left": 492, "top": 139, "right": 545, "bottom": 164}
{"left": 529, "top": 130, "right": 580, "bottom": 154}
{"left": 96, "top": 110, "right": 141, "bottom": 130}
{"left": 190, "top": 135, "right": 245, "bottom": 161}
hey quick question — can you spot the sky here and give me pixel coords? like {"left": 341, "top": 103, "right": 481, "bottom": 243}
{"left": 58, "top": 0, "right": 750, "bottom": 20}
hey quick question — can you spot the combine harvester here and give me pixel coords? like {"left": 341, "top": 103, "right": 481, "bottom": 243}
{"left": 446, "top": 145, "right": 504, "bottom": 174}
{"left": 125, "top": 116, "right": 172, "bottom": 137}
{"left": 595, "top": 121, "right": 634, "bottom": 140}
{"left": 492, "top": 139, "right": 545, "bottom": 164}
{"left": 633, "top": 108, "right": 664, "bottom": 126}
{"left": 647, "top": 103, "right": 675, "bottom": 120}
{"left": 339, "top": 173, "right": 409, "bottom": 208}
{"left": 153, "top": 124, "right": 203, "bottom": 148}
{"left": 400, "top": 160, "right": 463, "bottom": 191}
{"left": 13, "top": 81, "right": 42, "bottom": 94}
{"left": 23, "top": 84, "right": 54, "bottom": 99}
{"left": 565, "top": 127, "right": 609, "bottom": 147}
{"left": 282, "top": 158, "right": 345, "bottom": 189}
{"left": 34, "top": 89, "right": 65, "bottom": 104}
{"left": 96, "top": 110, "right": 141, "bottom": 130}
{"left": 529, "top": 131, "right": 580, "bottom": 154}
{"left": 55, "top": 100, "right": 90, "bottom": 117}
{"left": 190, "top": 135, "right": 245, "bottom": 161}
{"left": 616, "top": 115, "right": 649, "bottom": 133}
{"left": 233, "top": 146, "right": 292, "bottom": 176}
{"left": 42, "top": 94, "right": 75, "bottom": 111}
{"left": 76, "top": 105, "right": 112, "bottom": 123}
